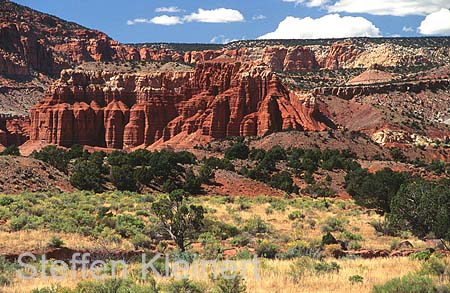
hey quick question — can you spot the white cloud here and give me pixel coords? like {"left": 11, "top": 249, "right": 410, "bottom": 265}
{"left": 184, "top": 8, "right": 244, "bottom": 23}
{"left": 328, "top": 0, "right": 450, "bottom": 16}
{"left": 127, "top": 18, "right": 151, "bottom": 25}
{"left": 210, "top": 35, "right": 232, "bottom": 44}
{"left": 253, "top": 14, "right": 267, "bottom": 20}
{"left": 402, "top": 26, "right": 414, "bottom": 32}
{"left": 419, "top": 8, "right": 450, "bottom": 35}
{"left": 127, "top": 15, "right": 182, "bottom": 26}
{"left": 283, "top": 0, "right": 329, "bottom": 7}
{"left": 150, "top": 15, "right": 183, "bottom": 25}
{"left": 155, "top": 6, "right": 182, "bottom": 13}
{"left": 210, "top": 35, "right": 243, "bottom": 44}
{"left": 258, "top": 14, "right": 381, "bottom": 39}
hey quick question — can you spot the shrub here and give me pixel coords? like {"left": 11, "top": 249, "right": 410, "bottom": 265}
{"left": 369, "top": 219, "right": 398, "bottom": 236}
{"left": 279, "top": 241, "right": 321, "bottom": 260}
{"left": 32, "top": 146, "right": 70, "bottom": 172}
{"left": 269, "top": 171, "right": 297, "bottom": 193}
{"left": 409, "top": 250, "right": 434, "bottom": 261}
{"left": 211, "top": 273, "right": 246, "bottom": 293}
{"left": 389, "top": 180, "right": 450, "bottom": 240}
{"left": 321, "top": 232, "right": 338, "bottom": 246}
{"left": 130, "top": 234, "right": 152, "bottom": 249}
{"left": 389, "top": 147, "right": 407, "bottom": 162}
{"left": 230, "top": 233, "right": 251, "bottom": 247}
{"left": 249, "top": 148, "right": 266, "bottom": 161}
{"left": 234, "top": 248, "right": 253, "bottom": 260}
{"left": 163, "top": 279, "right": 205, "bottom": 293}
{"left": 75, "top": 278, "right": 158, "bottom": 293}
{"left": 207, "top": 222, "right": 240, "bottom": 241}
{"left": 345, "top": 167, "right": 408, "bottom": 213}
{"left": 256, "top": 240, "right": 279, "bottom": 259}
{"left": 340, "top": 231, "right": 363, "bottom": 241}
{"left": 198, "top": 164, "right": 215, "bottom": 184}
{"left": 348, "top": 241, "right": 362, "bottom": 250}
{"left": 420, "top": 255, "right": 447, "bottom": 277}
{"left": 0, "top": 256, "right": 17, "bottom": 286}
{"left": 183, "top": 168, "right": 202, "bottom": 194}
{"left": 242, "top": 216, "right": 270, "bottom": 235}
{"left": 110, "top": 164, "right": 138, "bottom": 192}
{"left": 0, "top": 145, "right": 20, "bottom": 156}
{"left": 373, "top": 273, "right": 447, "bottom": 293}
{"left": 198, "top": 232, "right": 222, "bottom": 259}
{"left": 48, "top": 236, "right": 64, "bottom": 248}
{"left": 9, "top": 214, "right": 41, "bottom": 231}
{"left": 162, "top": 179, "right": 178, "bottom": 193}
{"left": 349, "top": 275, "right": 364, "bottom": 285}
{"left": 115, "top": 214, "right": 145, "bottom": 238}
{"left": 203, "top": 157, "right": 235, "bottom": 171}
{"left": 224, "top": 142, "right": 249, "bottom": 160}
{"left": 0, "top": 196, "right": 14, "bottom": 206}
{"left": 70, "top": 159, "right": 104, "bottom": 192}
{"left": 288, "top": 211, "right": 304, "bottom": 221}
{"left": 266, "top": 145, "right": 286, "bottom": 161}
{"left": 320, "top": 217, "right": 346, "bottom": 233}
{"left": 314, "top": 261, "right": 340, "bottom": 274}
{"left": 289, "top": 257, "right": 314, "bottom": 282}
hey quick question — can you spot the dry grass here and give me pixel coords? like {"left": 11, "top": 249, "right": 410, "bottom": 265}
{"left": 0, "top": 196, "right": 442, "bottom": 292}
{"left": 4, "top": 256, "right": 447, "bottom": 293}
{"left": 0, "top": 230, "right": 133, "bottom": 254}
{"left": 201, "top": 197, "right": 428, "bottom": 251}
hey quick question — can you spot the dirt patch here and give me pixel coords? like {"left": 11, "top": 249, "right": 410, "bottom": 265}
{"left": 204, "top": 169, "right": 284, "bottom": 197}
{"left": 0, "top": 156, "right": 74, "bottom": 194}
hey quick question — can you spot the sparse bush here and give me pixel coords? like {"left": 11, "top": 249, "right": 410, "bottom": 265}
{"left": 211, "top": 273, "right": 246, "bottom": 293}
{"left": 130, "top": 234, "right": 152, "bottom": 249}
{"left": 48, "top": 236, "right": 64, "bottom": 248}
{"left": 163, "top": 279, "right": 205, "bottom": 293}
{"left": 32, "top": 146, "right": 70, "bottom": 172}
{"left": 224, "top": 142, "right": 249, "bottom": 160}
{"left": 369, "top": 219, "right": 397, "bottom": 236}
{"left": 242, "top": 216, "right": 270, "bottom": 235}
{"left": 321, "top": 232, "right": 338, "bottom": 246}
{"left": 320, "top": 217, "right": 346, "bottom": 233}
{"left": 289, "top": 257, "right": 314, "bottom": 282}
{"left": 288, "top": 211, "right": 304, "bottom": 221}
{"left": 256, "top": 240, "right": 279, "bottom": 259}
{"left": 74, "top": 278, "right": 159, "bottom": 293}
{"left": 373, "top": 273, "right": 448, "bottom": 293}
{"left": 70, "top": 159, "right": 104, "bottom": 192}
{"left": 269, "top": 171, "right": 297, "bottom": 193}
{"left": 183, "top": 168, "right": 202, "bottom": 194}
{"left": 230, "top": 233, "right": 251, "bottom": 247}
{"left": 110, "top": 164, "right": 138, "bottom": 192}
{"left": 345, "top": 167, "right": 408, "bottom": 213}
{"left": 314, "top": 261, "right": 340, "bottom": 274}
{"left": 389, "top": 180, "right": 450, "bottom": 240}
{"left": 0, "top": 145, "right": 20, "bottom": 156}
{"left": 349, "top": 275, "right": 364, "bottom": 285}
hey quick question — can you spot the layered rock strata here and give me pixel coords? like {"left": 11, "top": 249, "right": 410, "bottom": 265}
{"left": 29, "top": 61, "right": 333, "bottom": 149}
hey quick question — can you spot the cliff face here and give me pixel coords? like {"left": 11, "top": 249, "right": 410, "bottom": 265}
{"left": 29, "top": 60, "right": 334, "bottom": 149}
{"left": 0, "top": 114, "right": 30, "bottom": 147}
{"left": 0, "top": 1, "right": 139, "bottom": 77}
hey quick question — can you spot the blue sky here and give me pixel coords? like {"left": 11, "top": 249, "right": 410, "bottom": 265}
{"left": 14, "top": 0, "right": 450, "bottom": 44}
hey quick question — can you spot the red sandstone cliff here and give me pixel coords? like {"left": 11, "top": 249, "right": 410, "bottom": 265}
{"left": 29, "top": 60, "right": 334, "bottom": 149}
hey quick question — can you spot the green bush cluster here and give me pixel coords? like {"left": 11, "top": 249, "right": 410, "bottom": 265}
{"left": 373, "top": 273, "right": 449, "bottom": 293}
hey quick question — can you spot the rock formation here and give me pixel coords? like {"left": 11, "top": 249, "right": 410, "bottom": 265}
{"left": 29, "top": 60, "right": 334, "bottom": 149}
{"left": 0, "top": 114, "right": 30, "bottom": 146}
